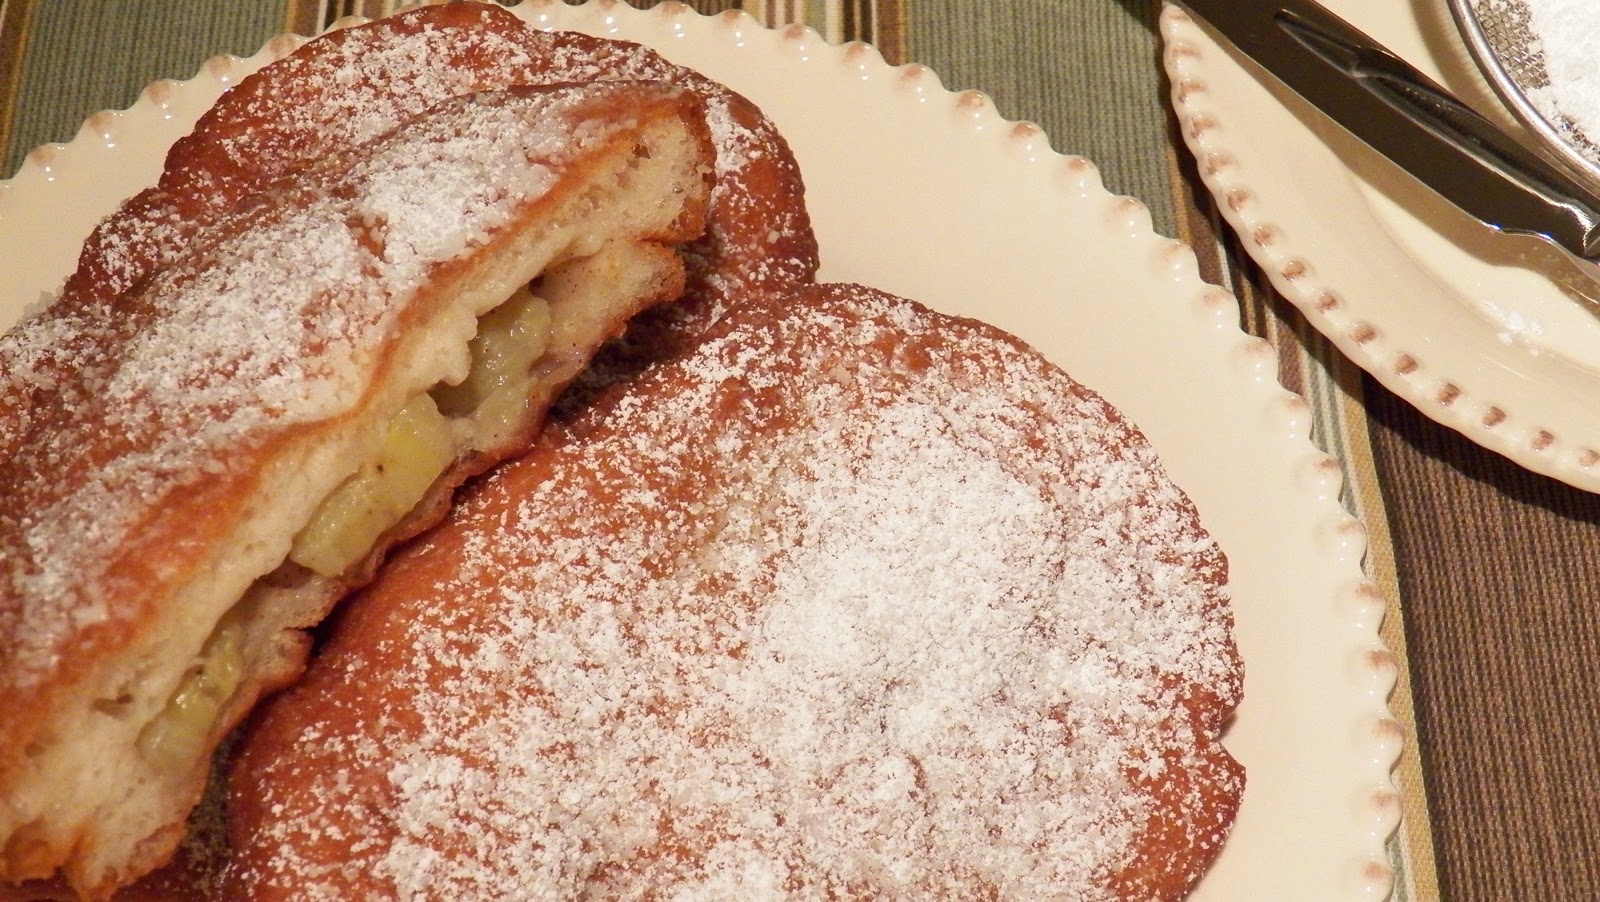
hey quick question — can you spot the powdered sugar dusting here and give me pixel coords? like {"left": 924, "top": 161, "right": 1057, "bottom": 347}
{"left": 227, "top": 25, "right": 540, "bottom": 155}
{"left": 1523, "top": 0, "right": 1600, "bottom": 157}
{"left": 76, "top": 18, "right": 544, "bottom": 301}
{"left": 229, "top": 285, "right": 1240, "bottom": 899}
{"left": 64, "top": 6, "right": 813, "bottom": 328}
{"left": 0, "top": 85, "right": 661, "bottom": 686}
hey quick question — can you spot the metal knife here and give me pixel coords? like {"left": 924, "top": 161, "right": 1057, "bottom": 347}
{"left": 1174, "top": 0, "right": 1600, "bottom": 263}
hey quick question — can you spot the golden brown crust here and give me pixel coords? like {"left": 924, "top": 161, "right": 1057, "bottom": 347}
{"left": 219, "top": 283, "right": 1242, "bottom": 900}
{"left": 59, "top": 1, "right": 815, "bottom": 340}
{"left": 0, "top": 79, "right": 715, "bottom": 898}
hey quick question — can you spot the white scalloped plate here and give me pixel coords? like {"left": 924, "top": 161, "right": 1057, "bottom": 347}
{"left": 0, "top": 1, "right": 1397, "bottom": 898}
{"left": 1163, "top": 0, "right": 1600, "bottom": 492}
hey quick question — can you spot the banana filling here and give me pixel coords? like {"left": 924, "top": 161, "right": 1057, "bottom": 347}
{"left": 292, "top": 283, "right": 552, "bottom": 579}
{"left": 287, "top": 393, "right": 458, "bottom": 579}
{"left": 136, "top": 617, "right": 243, "bottom": 769}
{"left": 136, "top": 283, "right": 556, "bottom": 765}
{"left": 432, "top": 284, "right": 554, "bottom": 426}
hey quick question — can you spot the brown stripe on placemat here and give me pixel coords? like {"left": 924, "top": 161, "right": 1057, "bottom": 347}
{"left": 1368, "top": 381, "right": 1600, "bottom": 900}
{"left": 287, "top": 0, "right": 395, "bottom": 34}
{"left": 735, "top": 0, "right": 780, "bottom": 27}
{"left": 1165, "top": 140, "right": 1232, "bottom": 289}
{"left": 1162, "top": 135, "right": 1292, "bottom": 380}
{"left": 605, "top": 1, "right": 745, "bottom": 15}
{"left": 1242, "top": 245, "right": 1445, "bottom": 902}
{"left": 318, "top": 0, "right": 390, "bottom": 28}
{"left": 282, "top": 0, "right": 326, "bottom": 36}
{"left": 672, "top": 0, "right": 746, "bottom": 15}
{"left": 839, "top": 0, "right": 867, "bottom": 43}
{"left": 358, "top": 0, "right": 396, "bottom": 20}
{"left": 682, "top": 1, "right": 745, "bottom": 14}
{"left": 871, "top": 0, "right": 907, "bottom": 65}
{"left": 1267, "top": 277, "right": 1444, "bottom": 899}
{"left": 825, "top": 0, "right": 905, "bottom": 64}
{"left": 328, "top": 0, "right": 361, "bottom": 25}
{"left": 0, "top": 0, "right": 42, "bottom": 177}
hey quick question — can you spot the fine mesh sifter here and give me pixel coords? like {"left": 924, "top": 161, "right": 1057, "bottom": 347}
{"left": 1449, "top": 0, "right": 1600, "bottom": 189}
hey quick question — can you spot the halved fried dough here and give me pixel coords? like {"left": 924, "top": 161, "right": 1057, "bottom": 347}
{"left": 0, "top": 81, "right": 714, "bottom": 899}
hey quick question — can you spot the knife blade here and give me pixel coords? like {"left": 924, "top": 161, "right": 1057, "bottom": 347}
{"left": 1174, "top": 0, "right": 1600, "bottom": 263}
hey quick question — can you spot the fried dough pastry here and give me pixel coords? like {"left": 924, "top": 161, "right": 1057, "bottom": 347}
{"left": 220, "top": 284, "right": 1244, "bottom": 900}
{"left": 0, "top": 81, "right": 715, "bottom": 899}
{"left": 61, "top": 0, "right": 816, "bottom": 345}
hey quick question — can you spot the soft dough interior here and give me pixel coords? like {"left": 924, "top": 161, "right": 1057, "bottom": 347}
{"left": 7, "top": 105, "right": 708, "bottom": 898}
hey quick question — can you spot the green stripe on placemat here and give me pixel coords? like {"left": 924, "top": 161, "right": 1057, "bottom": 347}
{"left": 1, "top": 0, "right": 283, "bottom": 178}
{"left": 903, "top": 0, "right": 1178, "bottom": 238}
